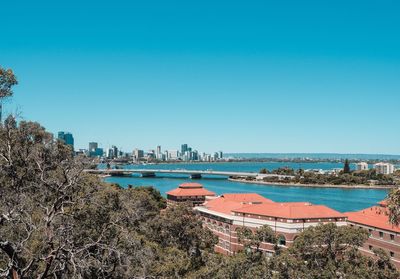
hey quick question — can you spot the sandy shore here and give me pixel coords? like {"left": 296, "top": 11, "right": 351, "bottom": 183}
{"left": 228, "top": 178, "right": 397, "bottom": 189}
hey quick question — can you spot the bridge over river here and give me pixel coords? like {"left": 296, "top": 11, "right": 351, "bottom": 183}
{"left": 84, "top": 169, "right": 294, "bottom": 180}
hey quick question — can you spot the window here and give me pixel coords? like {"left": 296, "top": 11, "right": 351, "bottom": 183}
{"left": 390, "top": 234, "right": 395, "bottom": 241}
{"left": 369, "top": 245, "right": 373, "bottom": 250}
{"left": 379, "top": 232, "right": 384, "bottom": 238}
{"left": 390, "top": 251, "right": 395, "bottom": 258}
{"left": 368, "top": 229, "right": 372, "bottom": 236}
{"left": 278, "top": 235, "right": 286, "bottom": 246}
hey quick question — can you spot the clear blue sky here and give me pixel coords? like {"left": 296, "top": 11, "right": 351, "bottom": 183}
{"left": 1, "top": 0, "right": 399, "bottom": 154}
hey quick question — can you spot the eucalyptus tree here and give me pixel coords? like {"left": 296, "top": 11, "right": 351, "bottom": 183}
{"left": 0, "top": 67, "right": 18, "bottom": 123}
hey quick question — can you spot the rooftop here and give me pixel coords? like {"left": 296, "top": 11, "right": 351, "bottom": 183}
{"left": 202, "top": 193, "right": 344, "bottom": 220}
{"left": 166, "top": 183, "right": 216, "bottom": 197}
{"left": 234, "top": 202, "right": 346, "bottom": 220}
{"left": 346, "top": 205, "right": 400, "bottom": 233}
{"left": 179, "top": 183, "right": 204, "bottom": 189}
{"left": 220, "top": 193, "right": 274, "bottom": 204}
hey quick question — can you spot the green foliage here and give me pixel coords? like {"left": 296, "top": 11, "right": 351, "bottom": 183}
{"left": 388, "top": 188, "right": 400, "bottom": 225}
{"left": 344, "top": 159, "right": 351, "bottom": 174}
{"left": 271, "top": 167, "right": 295, "bottom": 176}
{"left": 271, "top": 224, "right": 399, "bottom": 279}
{"left": 259, "top": 168, "right": 269, "bottom": 174}
{"left": 0, "top": 67, "right": 17, "bottom": 99}
{"left": 237, "top": 225, "right": 277, "bottom": 253}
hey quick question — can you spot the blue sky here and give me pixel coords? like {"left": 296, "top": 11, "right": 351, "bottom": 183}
{"left": 1, "top": 0, "right": 399, "bottom": 154}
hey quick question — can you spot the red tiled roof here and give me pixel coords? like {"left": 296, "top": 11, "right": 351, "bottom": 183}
{"left": 221, "top": 193, "right": 274, "bottom": 204}
{"left": 346, "top": 206, "right": 400, "bottom": 233}
{"left": 167, "top": 183, "right": 215, "bottom": 197}
{"left": 179, "top": 183, "right": 203, "bottom": 188}
{"left": 201, "top": 192, "right": 344, "bottom": 220}
{"left": 203, "top": 193, "right": 273, "bottom": 215}
{"left": 204, "top": 198, "right": 254, "bottom": 214}
{"left": 233, "top": 202, "right": 345, "bottom": 220}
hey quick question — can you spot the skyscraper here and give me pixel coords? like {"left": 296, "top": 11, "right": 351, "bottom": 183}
{"left": 89, "top": 142, "right": 98, "bottom": 152}
{"left": 133, "top": 149, "right": 144, "bottom": 161}
{"left": 58, "top": 131, "right": 74, "bottom": 150}
{"left": 89, "top": 142, "right": 103, "bottom": 157}
{"left": 181, "top": 144, "right": 188, "bottom": 155}
{"left": 112, "top": 146, "right": 118, "bottom": 159}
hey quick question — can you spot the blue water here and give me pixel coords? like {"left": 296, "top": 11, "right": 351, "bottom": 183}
{"left": 104, "top": 162, "right": 390, "bottom": 213}
{"left": 104, "top": 161, "right": 350, "bottom": 172}
{"left": 226, "top": 153, "right": 400, "bottom": 160}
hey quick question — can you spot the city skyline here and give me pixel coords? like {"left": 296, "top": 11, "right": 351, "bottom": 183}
{"left": 1, "top": 1, "right": 400, "bottom": 154}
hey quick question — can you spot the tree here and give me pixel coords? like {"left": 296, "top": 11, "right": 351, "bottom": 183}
{"left": 236, "top": 225, "right": 277, "bottom": 255}
{"left": 0, "top": 67, "right": 18, "bottom": 122}
{"left": 387, "top": 188, "right": 400, "bottom": 225}
{"left": 259, "top": 168, "right": 268, "bottom": 174}
{"left": 343, "top": 159, "right": 351, "bottom": 174}
{"left": 271, "top": 223, "right": 399, "bottom": 278}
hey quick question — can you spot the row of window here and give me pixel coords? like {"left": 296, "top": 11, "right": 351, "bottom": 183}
{"left": 218, "top": 239, "right": 231, "bottom": 250}
{"left": 350, "top": 224, "right": 396, "bottom": 241}
{"left": 206, "top": 223, "right": 230, "bottom": 234}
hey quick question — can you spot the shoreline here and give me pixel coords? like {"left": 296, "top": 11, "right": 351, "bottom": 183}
{"left": 228, "top": 178, "right": 396, "bottom": 190}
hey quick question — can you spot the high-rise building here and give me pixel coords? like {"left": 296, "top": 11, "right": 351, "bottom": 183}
{"left": 107, "top": 148, "right": 114, "bottom": 159}
{"left": 168, "top": 150, "right": 179, "bottom": 160}
{"left": 219, "top": 151, "right": 223, "bottom": 159}
{"left": 181, "top": 144, "right": 188, "bottom": 155}
{"left": 355, "top": 162, "right": 368, "bottom": 171}
{"left": 94, "top": 148, "right": 104, "bottom": 157}
{"left": 58, "top": 131, "right": 74, "bottom": 150}
{"left": 89, "top": 142, "right": 98, "bottom": 152}
{"left": 112, "top": 146, "right": 118, "bottom": 159}
{"left": 374, "top": 162, "right": 395, "bottom": 175}
{"left": 133, "top": 149, "right": 144, "bottom": 161}
{"left": 156, "top": 145, "right": 162, "bottom": 159}
{"left": 88, "top": 142, "right": 103, "bottom": 157}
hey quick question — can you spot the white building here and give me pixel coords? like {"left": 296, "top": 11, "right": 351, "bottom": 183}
{"left": 374, "top": 162, "right": 395, "bottom": 175}
{"left": 167, "top": 150, "right": 179, "bottom": 160}
{"left": 355, "top": 162, "right": 369, "bottom": 171}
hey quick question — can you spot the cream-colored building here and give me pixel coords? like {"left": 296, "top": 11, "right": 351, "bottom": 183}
{"left": 355, "top": 162, "right": 369, "bottom": 171}
{"left": 374, "top": 162, "right": 395, "bottom": 175}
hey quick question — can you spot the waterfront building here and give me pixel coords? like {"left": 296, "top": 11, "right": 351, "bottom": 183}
{"left": 91, "top": 148, "right": 103, "bottom": 157}
{"left": 346, "top": 201, "right": 400, "bottom": 268}
{"left": 89, "top": 142, "right": 98, "bottom": 152}
{"left": 113, "top": 146, "right": 119, "bottom": 159}
{"left": 195, "top": 193, "right": 347, "bottom": 256}
{"left": 168, "top": 150, "right": 179, "bottom": 160}
{"left": 58, "top": 131, "right": 74, "bottom": 150}
{"left": 181, "top": 144, "right": 188, "bottom": 155}
{"left": 355, "top": 162, "right": 369, "bottom": 171}
{"left": 374, "top": 162, "right": 395, "bottom": 175}
{"left": 166, "top": 183, "right": 216, "bottom": 206}
{"left": 219, "top": 151, "right": 223, "bottom": 159}
{"left": 133, "top": 149, "right": 144, "bottom": 161}
{"left": 147, "top": 150, "right": 155, "bottom": 159}
{"left": 88, "top": 142, "right": 103, "bottom": 157}
{"left": 156, "top": 145, "right": 162, "bottom": 159}
{"left": 213, "top": 152, "right": 219, "bottom": 161}
{"left": 107, "top": 148, "right": 114, "bottom": 159}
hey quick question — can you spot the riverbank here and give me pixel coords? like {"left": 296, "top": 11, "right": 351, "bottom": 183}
{"left": 229, "top": 178, "right": 397, "bottom": 189}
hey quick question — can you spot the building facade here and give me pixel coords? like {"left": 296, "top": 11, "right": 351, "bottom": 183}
{"left": 166, "top": 183, "right": 216, "bottom": 206}
{"left": 133, "top": 149, "right": 144, "bottom": 161}
{"left": 374, "top": 162, "right": 395, "bottom": 175}
{"left": 355, "top": 162, "right": 369, "bottom": 171}
{"left": 194, "top": 193, "right": 347, "bottom": 256}
{"left": 346, "top": 201, "right": 400, "bottom": 268}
